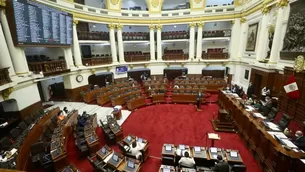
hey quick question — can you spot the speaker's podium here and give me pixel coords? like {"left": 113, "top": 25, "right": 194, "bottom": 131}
{"left": 211, "top": 109, "right": 236, "bottom": 133}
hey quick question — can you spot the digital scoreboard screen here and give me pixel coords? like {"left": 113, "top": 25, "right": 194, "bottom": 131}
{"left": 7, "top": 0, "right": 73, "bottom": 46}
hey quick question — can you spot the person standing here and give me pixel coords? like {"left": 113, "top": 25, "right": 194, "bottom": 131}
{"left": 196, "top": 91, "right": 203, "bottom": 110}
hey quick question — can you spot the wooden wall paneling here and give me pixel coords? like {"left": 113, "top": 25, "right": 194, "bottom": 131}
{"left": 19, "top": 101, "right": 43, "bottom": 120}
{"left": 287, "top": 100, "right": 297, "bottom": 118}
{"left": 65, "top": 85, "right": 88, "bottom": 102}
{"left": 295, "top": 104, "right": 305, "bottom": 125}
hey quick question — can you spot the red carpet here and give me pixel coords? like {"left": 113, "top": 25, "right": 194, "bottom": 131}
{"left": 63, "top": 103, "right": 261, "bottom": 172}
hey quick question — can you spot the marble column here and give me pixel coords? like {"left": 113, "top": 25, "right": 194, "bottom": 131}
{"left": 256, "top": 7, "right": 271, "bottom": 61}
{"left": 62, "top": 48, "right": 75, "bottom": 69}
{"left": 72, "top": 20, "right": 83, "bottom": 67}
{"left": 269, "top": 2, "right": 289, "bottom": 64}
{"left": 196, "top": 22, "right": 204, "bottom": 59}
{"left": 237, "top": 18, "right": 247, "bottom": 58}
{"left": 229, "top": 19, "right": 241, "bottom": 59}
{"left": 109, "top": 23, "right": 118, "bottom": 63}
{"left": 156, "top": 25, "right": 162, "bottom": 61}
{"left": 117, "top": 24, "right": 125, "bottom": 63}
{"left": 0, "top": 10, "right": 29, "bottom": 75}
{"left": 0, "top": 21, "right": 15, "bottom": 76}
{"left": 189, "top": 23, "right": 196, "bottom": 60}
{"left": 149, "top": 25, "right": 155, "bottom": 61}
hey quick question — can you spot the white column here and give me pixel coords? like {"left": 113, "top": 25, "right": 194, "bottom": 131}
{"left": 196, "top": 23, "right": 203, "bottom": 59}
{"left": 0, "top": 10, "right": 29, "bottom": 75}
{"left": 269, "top": 4, "right": 288, "bottom": 64}
{"left": 72, "top": 20, "right": 83, "bottom": 67}
{"left": 117, "top": 24, "right": 124, "bottom": 63}
{"left": 256, "top": 9, "right": 270, "bottom": 61}
{"left": 0, "top": 21, "right": 15, "bottom": 76}
{"left": 149, "top": 25, "right": 155, "bottom": 61}
{"left": 189, "top": 23, "right": 196, "bottom": 60}
{"left": 230, "top": 19, "right": 241, "bottom": 59}
{"left": 62, "top": 48, "right": 75, "bottom": 69}
{"left": 109, "top": 24, "right": 118, "bottom": 63}
{"left": 156, "top": 25, "right": 162, "bottom": 61}
{"left": 237, "top": 19, "right": 247, "bottom": 58}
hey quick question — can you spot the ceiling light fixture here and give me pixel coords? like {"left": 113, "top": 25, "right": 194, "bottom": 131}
{"left": 174, "top": 25, "right": 177, "bottom": 28}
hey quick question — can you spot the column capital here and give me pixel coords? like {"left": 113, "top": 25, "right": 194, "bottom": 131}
{"left": 277, "top": 0, "right": 289, "bottom": 8}
{"left": 149, "top": 25, "right": 155, "bottom": 30}
{"left": 189, "top": 23, "right": 196, "bottom": 28}
{"left": 231, "top": 20, "right": 235, "bottom": 25}
{"left": 108, "top": 23, "right": 116, "bottom": 29}
{"left": 0, "top": 0, "right": 6, "bottom": 8}
{"left": 116, "top": 24, "right": 123, "bottom": 30}
{"left": 156, "top": 25, "right": 162, "bottom": 30}
{"left": 261, "top": 6, "right": 271, "bottom": 15}
{"left": 240, "top": 18, "right": 246, "bottom": 23}
{"left": 197, "top": 22, "right": 204, "bottom": 28}
{"left": 73, "top": 19, "right": 78, "bottom": 25}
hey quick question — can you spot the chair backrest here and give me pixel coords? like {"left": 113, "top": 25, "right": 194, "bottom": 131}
{"left": 87, "top": 156, "right": 96, "bottom": 169}
{"left": 24, "top": 116, "right": 33, "bottom": 125}
{"left": 231, "top": 164, "right": 247, "bottom": 172}
{"left": 267, "top": 107, "right": 278, "bottom": 121}
{"left": 10, "top": 128, "right": 21, "bottom": 139}
{"left": 30, "top": 142, "right": 45, "bottom": 155}
{"left": 0, "top": 137, "right": 12, "bottom": 150}
{"left": 277, "top": 113, "right": 292, "bottom": 131}
{"left": 19, "top": 121, "right": 28, "bottom": 130}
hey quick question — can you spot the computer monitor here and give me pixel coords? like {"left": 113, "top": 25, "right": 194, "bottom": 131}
{"left": 210, "top": 147, "right": 217, "bottom": 153}
{"left": 137, "top": 138, "right": 143, "bottom": 143}
{"left": 127, "top": 136, "right": 132, "bottom": 141}
{"left": 194, "top": 146, "right": 201, "bottom": 152}
{"left": 163, "top": 168, "right": 170, "bottom": 172}
{"left": 230, "top": 151, "right": 238, "bottom": 158}
{"left": 165, "top": 145, "right": 172, "bottom": 151}
{"left": 127, "top": 160, "right": 135, "bottom": 168}
{"left": 179, "top": 144, "right": 185, "bottom": 150}
{"left": 112, "top": 154, "right": 119, "bottom": 162}
{"left": 101, "top": 147, "right": 106, "bottom": 154}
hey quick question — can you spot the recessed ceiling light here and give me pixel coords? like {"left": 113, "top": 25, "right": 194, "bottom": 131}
{"left": 93, "top": 24, "right": 96, "bottom": 28}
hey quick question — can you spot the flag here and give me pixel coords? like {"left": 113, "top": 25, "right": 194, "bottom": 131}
{"left": 283, "top": 75, "right": 300, "bottom": 99}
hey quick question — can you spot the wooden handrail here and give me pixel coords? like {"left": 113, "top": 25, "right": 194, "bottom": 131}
{"left": 0, "top": 68, "right": 12, "bottom": 86}
{"left": 124, "top": 55, "right": 150, "bottom": 62}
{"left": 202, "top": 52, "right": 229, "bottom": 60}
{"left": 28, "top": 60, "right": 67, "bottom": 74}
{"left": 82, "top": 57, "right": 112, "bottom": 66}
{"left": 162, "top": 54, "right": 188, "bottom": 61}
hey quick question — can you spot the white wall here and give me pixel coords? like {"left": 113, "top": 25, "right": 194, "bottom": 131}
{"left": 9, "top": 84, "right": 41, "bottom": 110}
{"left": 1, "top": 99, "right": 19, "bottom": 112}
{"left": 40, "top": 76, "right": 64, "bottom": 101}
{"left": 24, "top": 47, "right": 64, "bottom": 60}
{"left": 206, "top": 0, "right": 232, "bottom": 6}
{"left": 63, "top": 71, "right": 92, "bottom": 89}
{"left": 203, "top": 21, "right": 232, "bottom": 31}
{"left": 91, "top": 44, "right": 112, "bottom": 55}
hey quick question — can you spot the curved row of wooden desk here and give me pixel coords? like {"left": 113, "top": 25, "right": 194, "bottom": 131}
{"left": 218, "top": 91, "right": 305, "bottom": 172}
{"left": 16, "top": 107, "right": 60, "bottom": 171}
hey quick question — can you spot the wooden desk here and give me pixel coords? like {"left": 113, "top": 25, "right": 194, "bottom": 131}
{"left": 83, "top": 89, "right": 101, "bottom": 103}
{"left": 107, "top": 152, "right": 125, "bottom": 169}
{"left": 152, "top": 94, "right": 165, "bottom": 104}
{"left": 113, "top": 109, "right": 122, "bottom": 120}
{"left": 191, "top": 147, "right": 208, "bottom": 159}
{"left": 96, "top": 145, "right": 113, "bottom": 161}
{"left": 224, "top": 150, "right": 243, "bottom": 164}
{"left": 111, "top": 90, "right": 142, "bottom": 106}
{"left": 218, "top": 90, "right": 305, "bottom": 171}
{"left": 109, "top": 122, "right": 123, "bottom": 141}
{"left": 159, "top": 165, "right": 176, "bottom": 172}
{"left": 127, "top": 96, "right": 146, "bottom": 111}
{"left": 117, "top": 158, "right": 141, "bottom": 172}
{"left": 162, "top": 144, "right": 176, "bottom": 157}
{"left": 59, "top": 164, "right": 80, "bottom": 172}
{"left": 207, "top": 147, "right": 225, "bottom": 160}
{"left": 86, "top": 135, "right": 100, "bottom": 155}
{"left": 16, "top": 107, "right": 60, "bottom": 170}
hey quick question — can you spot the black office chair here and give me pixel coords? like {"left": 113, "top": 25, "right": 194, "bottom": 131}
{"left": 24, "top": 116, "right": 33, "bottom": 125}
{"left": 266, "top": 107, "right": 278, "bottom": 122}
{"left": 19, "top": 121, "right": 28, "bottom": 130}
{"left": 231, "top": 164, "right": 247, "bottom": 172}
{"left": 277, "top": 113, "right": 292, "bottom": 131}
{"left": 0, "top": 137, "right": 12, "bottom": 150}
{"left": 10, "top": 128, "right": 21, "bottom": 140}
{"left": 161, "top": 156, "right": 175, "bottom": 166}
{"left": 30, "top": 142, "right": 47, "bottom": 165}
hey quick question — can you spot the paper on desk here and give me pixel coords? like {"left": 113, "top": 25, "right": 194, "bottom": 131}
{"left": 266, "top": 122, "right": 281, "bottom": 131}
{"left": 280, "top": 139, "right": 298, "bottom": 148}
{"left": 253, "top": 113, "right": 266, "bottom": 119}
{"left": 267, "top": 131, "right": 287, "bottom": 139}
{"left": 301, "top": 159, "right": 305, "bottom": 164}
{"left": 232, "top": 93, "right": 239, "bottom": 97}
{"left": 208, "top": 133, "right": 220, "bottom": 139}
{"left": 104, "top": 152, "right": 114, "bottom": 163}
{"left": 246, "top": 106, "right": 255, "bottom": 110}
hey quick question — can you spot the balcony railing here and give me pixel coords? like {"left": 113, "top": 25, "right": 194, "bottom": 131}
{"left": 125, "top": 54, "right": 150, "bottom": 62}
{"left": 202, "top": 52, "right": 229, "bottom": 60}
{"left": 0, "top": 68, "right": 12, "bottom": 86}
{"left": 28, "top": 60, "right": 69, "bottom": 76}
{"left": 163, "top": 54, "right": 188, "bottom": 61}
{"left": 82, "top": 57, "right": 112, "bottom": 66}
{"left": 203, "top": 30, "right": 231, "bottom": 38}
{"left": 123, "top": 32, "right": 149, "bottom": 41}
{"left": 78, "top": 31, "right": 109, "bottom": 40}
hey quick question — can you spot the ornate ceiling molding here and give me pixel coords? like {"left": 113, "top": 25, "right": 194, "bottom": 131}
{"left": 0, "top": 0, "right": 6, "bottom": 8}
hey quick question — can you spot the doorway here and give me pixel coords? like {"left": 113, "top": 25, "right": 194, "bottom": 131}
{"left": 254, "top": 74, "right": 262, "bottom": 97}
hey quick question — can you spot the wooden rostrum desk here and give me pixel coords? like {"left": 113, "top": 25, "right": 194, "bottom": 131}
{"left": 127, "top": 96, "right": 146, "bottom": 111}
{"left": 218, "top": 90, "right": 305, "bottom": 172}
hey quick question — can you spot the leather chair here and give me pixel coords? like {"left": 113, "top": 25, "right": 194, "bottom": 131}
{"left": 10, "top": 128, "right": 21, "bottom": 140}
{"left": 87, "top": 156, "right": 106, "bottom": 171}
{"left": 19, "top": 121, "right": 28, "bottom": 130}
{"left": 266, "top": 107, "right": 278, "bottom": 122}
{"left": 231, "top": 164, "right": 247, "bottom": 172}
{"left": 161, "top": 156, "right": 175, "bottom": 166}
{"left": 30, "top": 142, "right": 47, "bottom": 165}
{"left": 117, "top": 141, "right": 138, "bottom": 160}
{"left": 0, "top": 137, "right": 12, "bottom": 150}
{"left": 24, "top": 116, "right": 33, "bottom": 125}
{"left": 277, "top": 113, "right": 292, "bottom": 131}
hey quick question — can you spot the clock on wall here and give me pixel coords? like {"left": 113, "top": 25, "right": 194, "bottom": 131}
{"left": 76, "top": 75, "right": 83, "bottom": 83}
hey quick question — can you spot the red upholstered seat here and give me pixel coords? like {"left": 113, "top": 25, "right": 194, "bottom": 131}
{"left": 273, "top": 112, "right": 283, "bottom": 123}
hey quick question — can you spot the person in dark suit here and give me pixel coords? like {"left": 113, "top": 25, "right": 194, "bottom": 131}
{"left": 212, "top": 155, "right": 230, "bottom": 172}
{"left": 196, "top": 91, "right": 203, "bottom": 109}
{"left": 293, "top": 131, "right": 305, "bottom": 151}
{"left": 247, "top": 82, "right": 254, "bottom": 98}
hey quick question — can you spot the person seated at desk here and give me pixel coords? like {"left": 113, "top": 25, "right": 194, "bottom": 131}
{"left": 261, "top": 87, "right": 270, "bottom": 100}
{"left": 129, "top": 141, "right": 145, "bottom": 161}
{"left": 211, "top": 155, "right": 230, "bottom": 172}
{"left": 63, "top": 107, "right": 69, "bottom": 114}
{"left": 57, "top": 110, "right": 66, "bottom": 121}
{"left": 178, "top": 151, "right": 195, "bottom": 168}
{"left": 258, "top": 96, "right": 272, "bottom": 114}
{"left": 293, "top": 131, "right": 305, "bottom": 151}
{"left": 174, "top": 85, "right": 179, "bottom": 89}
{"left": 78, "top": 115, "right": 88, "bottom": 127}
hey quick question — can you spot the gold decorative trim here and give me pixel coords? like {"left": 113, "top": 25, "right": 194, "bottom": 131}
{"left": 116, "top": 24, "right": 123, "bottom": 30}
{"left": 190, "top": 0, "right": 206, "bottom": 10}
{"left": 181, "top": 62, "right": 185, "bottom": 67}
{"left": 0, "top": 0, "right": 6, "bottom": 8}
{"left": 1, "top": 87, "right": 13, "bottom": 100}
{"left": 222, "top": 62, "right": 228, "bottom": 66}
{"left": 146, "top": 0, "right": 164, "bottom": 13}
{"left": 240, "top": 18, "right": 246, "bottom": 23}
{"left": 73, "top": 19, "right": 78, "bottom": 25}
{"left": 108, "top": 23, "right": 115, "bottom": 29}
{"left": 277, "top": 0, "right": 289, "bottom": 8}
{"left": 129, "top": 64, "right": 134, "bottom": 69}
{"left": 166, "top": 63, "right": 170, "bottom": 67}
{"left": 149, "top": 25, "right": 155, "bottom": 30}
{"left": 268, "top": 61, "right": 277, "bottom": 64}
{"left": 16, "top": 72, "right": 29, "bottom": 75}
{"left": 197, "top": 22, "right": 204, "bottom": 28}
{"left": 106, "top": 0, "right": 122, "bottom": 11}
{"left": 151, "top": 0, "right": 159, "bottom": 8}
{"left": 110, "top": 0, "right": 119, "bottom": 5}
{"left": 294, "top": 55, "right": 304, "bottom": 73}
{"left": 144, "top": 64, "right": 148, "bottom": 68}
{"left": 91, "top": 69, "right": 96, "bottom": 74}
{"left": 106, "top": 66, "right": 111, "bottom": 72}
{"left": 231, "top": 20, "right": 235, "bottom": 24}
{"left": 261, "top": 6, "right": 271, "bottom": 14}
{"left": 205, "top": 62, "right": 210, "bottom": 66}
{"left": 156, "top": 25, "right": 162, "bottom": 30}
{"left": 189, "top": 23, "right": 196, "bottom": 28}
